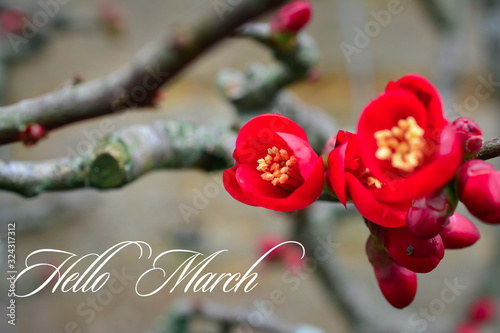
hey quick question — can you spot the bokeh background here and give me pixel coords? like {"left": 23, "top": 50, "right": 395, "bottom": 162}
{"left": 1, "top": 0, "right": 500, "bottom": 332}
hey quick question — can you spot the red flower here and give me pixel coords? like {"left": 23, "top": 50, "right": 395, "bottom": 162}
{"left": 457, "top": 159, "right": 500, "bottom": 224}
{"left": 356, "top": 74, "right": 462, "bottom": 203}
{"left": 223, "top": 113, "right": 324, "bottom": 211}
{"left": 469, "top": 297, "right": 497, "bottom": 323}
{"left": 327, "top": 130, "right": 409, "bottom": 227}
{"left": 270, "top": 1, "right": 312, "bottom": 34}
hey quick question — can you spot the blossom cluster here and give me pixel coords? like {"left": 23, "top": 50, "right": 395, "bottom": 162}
{"left": 223, "top": 1, "right": 500, "bottom": 309}
{"left": 223, "top": 74, "right": 499, "bottom": 308}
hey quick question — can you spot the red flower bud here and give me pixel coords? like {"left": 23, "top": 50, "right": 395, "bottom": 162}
{"left": 452, "top": 117, "right": 483, "bottom": 160}
{"left": 270, "top": 1, "right": 312, "bottom": 34}
{"left": 469, "top": 297, "right": 496, "bottom": 323}
{"left": 455, "top": 323, "right": 481, "bottom": 333}
{"left": 283, "top": 246, "right": 305, "bottom": 273}
{"left": 384, "top": 226, "right": 445, "bottom": 273}
{"left": 19, "top": 124, "right": 47, "bottom": 146}
{"left": 366, "top": 236, "right": 417, "bottom": 309}
{"left": 440, "top": 213, "right": 480, "bottom": 249}
{"left": 457, "top": 159, "right": 500, "bottom": 224}
{"left": 0, "top": 10, "right": 25, "bottom": 34}
{"left": 258, "top": 235, "right": 285, "bottom": 261}
{"left": 406, "top": 185, "right": 457, "bottom": 239}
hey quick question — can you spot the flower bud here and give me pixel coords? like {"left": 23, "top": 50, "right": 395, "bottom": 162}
{"left": 452, "top": 117, "right": 483, "bottom": 160}
{"left": 19, "top": 124, "right": 47, "bottom": 146}
{"left": 440, "top": 213, "right": 480, "bottom": 249}
{"left": 469, "top": 297, "right": 496, "bottom": 323}
{"left": 0, "top": 10, "right": 25, "bottom": 34}
{"left": 270, "top": 1, "right": 312, "bottom": 34}
{"left": 457, "top": 159, "right": 500, "bottom": 224}
{"left": 258, "top": 235, "right": 285, "bottom": 262}
{"left": 455, "top": 323, "right": 481, "bottom": 333}
{"left": 384, "top": 227, "right": 445, "bottom": 273}
{"left": 407, "top": 185, "right": 458, "bottom": 239}
{"left": 366, "top": 236, "right": 417, "bottom": 309}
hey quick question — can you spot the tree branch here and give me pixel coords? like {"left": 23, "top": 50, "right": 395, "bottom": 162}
{"left": 0, "top": 0, "right": 288, "bottom": 145}
{"left": 0, "top": 121, "right": 235, "bottom": 197}
{"left": 155, "top": 298, "right": 324, "bottom": 333}
{"left": 217, "top": 23, "right": 318, "bottom": 112}
{"left": 477, "top": 137, "right": 500, "bottom": 160}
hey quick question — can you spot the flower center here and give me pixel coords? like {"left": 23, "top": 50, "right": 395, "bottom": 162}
{"left": 355, "top": 165, "right": 383, "bottom": 189}
{"left": 374, "top": 116, "right": 426, "bottom": 173}
{"left": 257, "top": 147, "right": 304, "bottom": 190}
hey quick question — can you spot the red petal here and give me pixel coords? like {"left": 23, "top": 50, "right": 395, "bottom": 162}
{"left": 371, "top": 125, "right": 462, "bottom": 203}
{"left": 223, "top": 166, "right": 258, "bottom": 207}
{"left": 236, "top": 164, "right": 290, "bottom": 200}
{"left": 390, "top": 74, "right": 447, "bottom": 130}
{"left": 238, "top": 158, "right": 324, "bottom": 211}
{"left": 356, "top": 90, "right": 429, "bottom": 184}
{"left": 236, "top": 113, "right": 308, "bottom": 150}
{"left": 276, "top": 132, "right": 319, "bottom": 180}
{"left": 327, "top": 143, "right": 348, "bottom": 206}
{"left": 234, "top": 131, "right": 291, "bottom": 165}
{"left": 345, "top": 173, "right": 407, "bottom": 228}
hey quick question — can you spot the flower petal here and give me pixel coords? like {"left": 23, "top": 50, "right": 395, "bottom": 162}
{"left": 238, "top": 158, "right": 324, "bottom": 211}
{"left": 356, "top": 90, "right": 429, "bottom": 184}
{"left": 236, "top": 113, "right": 309, "bottom": 149}
{"left": 388, "top": 74, "right": 447, "bottom": 130}
{"left": 276, "top": 132, "right": 319, "bottom": 180}
{"left": 223, "top": 166, "right": 258, "bottom": 207}
{"left": 327, "top": 142, "right": 348, "bottom": 206}
{"left": 345, "top": 173, "right": 407, "bottom": 228}
{"left": 371, "top": 125, "right": 462, "bottom": 203}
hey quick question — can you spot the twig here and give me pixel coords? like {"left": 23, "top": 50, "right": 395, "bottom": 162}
{"left": 0, "top": 0, "right": 288, "bottom": 145}
{"left": 217, "top": 23, "right": 318, "bottom": 112}
{"left": 477, "top": 137, "right": 500, "bottom": 160}
{"left": 0, "top": 120, "right": 235, "bottom": 197}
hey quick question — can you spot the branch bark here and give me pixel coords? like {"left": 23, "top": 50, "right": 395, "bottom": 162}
{"left": 0, "top": 0, "right": 287, "bottom": 145}
{"left": 0, "top": 121, "right": 235, "bottom": 197}
{"left": 477, "top": 137, "right": 500, "bottom": 161}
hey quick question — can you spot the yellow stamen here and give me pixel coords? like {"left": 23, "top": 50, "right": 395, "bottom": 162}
{"left": 256, "top": 146, "right": 303, "bottom": 189}
{"left": 374, "top": 116, "right": 426, "bottom": 173}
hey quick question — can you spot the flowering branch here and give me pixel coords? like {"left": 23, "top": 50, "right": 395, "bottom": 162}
{"left": 0, "top": 0, "right": 288, "bottom": 145}
{"left": 0, "top": 121, "right": 235, "bottom": 197}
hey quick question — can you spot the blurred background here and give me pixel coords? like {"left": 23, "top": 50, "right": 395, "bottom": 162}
{"left": 0, "top": 0, "right": 500, "bottom": 332}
